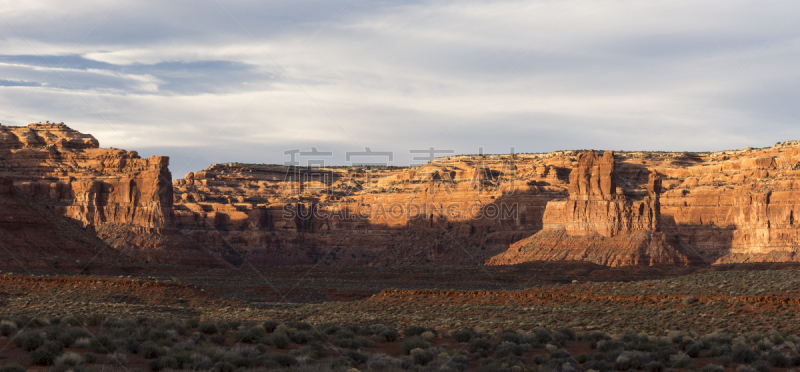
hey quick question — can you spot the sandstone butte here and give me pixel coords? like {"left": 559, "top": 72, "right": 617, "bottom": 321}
{"left": 3, "top": 122, "right": 800, "bottom": 269}
{"left": 0, "top": 122, "right": 229, "bottom": 270}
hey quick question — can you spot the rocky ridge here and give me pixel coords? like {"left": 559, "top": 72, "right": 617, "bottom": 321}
{"left": 4, "top": 122, "right": 800, "bottom": 268}
{"left": 487, "top": 150, "right": 703, "bottom": 266}
{"left": 0, "top": 122, "right": 227, "bottom": 268}
{"left": 174, "top": 142, "right": 800, "bottom": 267}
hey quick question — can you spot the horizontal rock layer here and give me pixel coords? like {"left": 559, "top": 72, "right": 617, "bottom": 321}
{"left": 5, "top": 123, "right": 800, "bottom": 267}
{"left": 0, "top": 123, "right": 224, "bottom": 268}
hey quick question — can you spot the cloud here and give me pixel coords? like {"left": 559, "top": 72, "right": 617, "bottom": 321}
{"left": 0, "top": 0, "right": 799, "bottom": 175}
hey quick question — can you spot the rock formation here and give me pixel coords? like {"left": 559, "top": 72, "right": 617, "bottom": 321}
{"left": 0, "top": 122, "right": 227, "bottom": 268}
{"left": 0, "top": 176, "right": 127, "bottom": 272}
{"left": 487, "top": 150, "right": 704, "bottom": 267}
{"left": 0, "top": 123, "right": 172, "bottom": 229}
{"left": 654, "top": 142, "right": 800, "bottom": 264}
{"left": 171, "top": 160, "right": 568, "bottom": 267}
{"left": 550, "top": 150, "right": 661, "bottom": 236}
{"left": 5, "top": 122, "right": 800, "bottom": 268}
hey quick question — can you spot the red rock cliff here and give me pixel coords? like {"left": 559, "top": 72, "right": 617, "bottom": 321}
{"left": 0, "top": 123, "right": 172, "bottom": 229}
{"left": 171, "top": 157, "right": 570, "bottom": 267}
{"left": 487, "top": 150, "right": 703, "bottom": 267}
{"left": 0, "top": 122, "right": 227, "bottom": 268}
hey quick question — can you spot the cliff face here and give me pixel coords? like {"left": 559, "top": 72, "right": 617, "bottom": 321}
{"left": 171, "top": 159, "right": 569, "bottom": 267}
{"left": 547, "top": 150, "right": 661, "bottom": 237}
{"left": 487, "top": 150, "right": 702, "bottom": 267}
{"left": 0, "top": 177, "right": 127, "bottom": 272}
{"left": 0, "top": 123, "right": 172, "bottom": 229}
{"left": 653, "top": 142, "right": 800, "bottom": 263}
{"left": 174, "top": 142, "right": 800, "bottom": 268}
{"left": 0, "top": 123, "right": 226, "bottom": 268}
{"left": 5, "top": 122, "right": 800, "bottom": 268}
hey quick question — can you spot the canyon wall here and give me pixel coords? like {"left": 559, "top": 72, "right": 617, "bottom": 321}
{"left": 174, "top": 142, "right": 800, "bottom": 267}
{"left": 0, "top": 176, "right": 126, "bottom": 272}
{"left": 487, "top": 150, "right": 703, "bottom": 267}
{"left": 171, "top": 160, "right": 569, "bottom": 267}
{"left": 546, "top": 150, "right": 661, "bottom": 236}
{"left": 4, "top": 122, "right": 800, "bottom": 268}
{"left": 652, "top": 142, "right": 800, "bottom": 263}
{"left": 0, "top": 123, "right": 172, "bottom": 229}
{"left": 0, "top": 123, "right": 226, "bottom": 268}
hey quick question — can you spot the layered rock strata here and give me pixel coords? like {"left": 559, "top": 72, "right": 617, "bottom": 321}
{"left": 487, "top": 150, "right": 703, "bottom": 266}
{"left": 0, "top": 177, "right": 126, "bottom": 271}
{"left": 0, "top": 123, "right": 172, "bottom": 228}
{"left": 0, "top": 123, "right": 226, "bottom": 268}
{"left": 5, "top": 122, "right": 800, "bottom": 268}
{"left": 172, "top": 160, "right": 568, "bottom": 267}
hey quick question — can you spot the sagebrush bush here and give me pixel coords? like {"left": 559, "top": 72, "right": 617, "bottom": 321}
{"left": 15, "top": 331, "right": 44, "bottom": 351}
{"left": 199, "top": 321, "right": 220, "bottom": 334}
{"left": 288, "top": 321, "right": 313, "bottom": 331}
{"left": 615, "top": 351, "right": 646, "bottom": 370}
{"left": 598, "top": 339, "right": 626, "bottom": 353}
{"left": 0, "top": 320, "right": 17, "bottom": 336}
{"left": 61, "top": 316, "right": 83, "bottom": 327}
{"left": 378, "top": 327, "right": 399, "bottom": 342}
{"left": 366, "top": 353, "right": 404, "bottom": 371}
{"left": 403, "top": 325, "right": 436, "bottom": 337}
{"left": 290, "top": 330, "right": 318, "bottom": 344}
{"left": 82, "top": 352, "right": 97, "bottom": 364}
{"left": 686, "top": 342, "right": 703, "bottom": 358}
{"left": 333, "top": 337, "right": 362, "bottom": 349}
{"left": 645, "top": 361, "right": 665, "bottom": 372}
{"left": 732, "top": 344, "right": 758, "bottom": 363}
{"left": 138, "top": 341, "right": 166, "bottom": 359}
{"left": 30, "top": 349, "right": 55, "bottom": 366}
{"left": 708, "top": 344, "right": 731, "bottom": 357}
{"left": 586, "top": 331, "right": 611, "bottom": 343}
{"left": 767, "top": 352, "right": 790, "bottom": 368}
{"left": 185, "top": 317, "right": 200, "bottom": 329}
{"left": 235, "top": 326, "right": 265, "bottom": 343}
{"left": 89, "top": 334, "right": 117, "bottom": 354}
{"left": 469, "top": 338, "right": 492, "bottom": 352}
{"left": 342, "top": 349, "right": 369, "bottom": 364}
{"left": 212, "top": 361, "right": 237, "bottom": 372}
{"left": 496, "top": 341, "right": 532, "bottom": 359}
{"left": 452, "top": 328, "right": 476, "bottom": 343}
{"left": 497, "top": 329, "right": 523, "bottom": 344}
{"left": 108, "top": 351, "right": 129, "bottom": 366}
{"left": 186, "top": 353, "right": 213, "bottom": 370}
{"left": 191, "top": 331, "right": 206, "bottom": 343}
{"left": 55, "top": 351, "right": 83, "bottom": 368}
{"left": 0, "top": 364, "right": 25, "bottom": 372}
{"left": 701, "top": 364, "right": 725, "bottom": 372}
{"left": 410, "top": 348, "right": 434, "bottom": 366}
{"left": 669, "top": 352, "right": 692, "bottom": 368}
{"left": 736, "top": 366, "right": 756, "bottom": 372}
{"left": 401, "top": 337, "right": 431, "bottom": 354}
{"left": 74, "top": 337, "right": 91, "bottom": 349}
{"left": 44, "top": 339, "right": 64, "bottom": 354}
{"left": 263, "top": 320, "right": 279, "bottom": 333}
{"left": 148, "top": 356, "right": 178, "bottom": 371}
{"left": 210, "top": 333, "right": 227, "bottom": 346}
{"left": 86, "top": 314, "right": 105, "bottom": 326}
{"left": 269, "top": 332, "right": 290, "bottom": 348}
{"left": 272, "top": 353, "right": 298, "bottom": 367}
{"left": 753, "top": 360, "right": 771, "bottom": 372}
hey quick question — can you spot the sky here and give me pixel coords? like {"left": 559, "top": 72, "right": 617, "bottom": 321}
{"left": 0, "top": 0, "right": 799, "bottom": 177}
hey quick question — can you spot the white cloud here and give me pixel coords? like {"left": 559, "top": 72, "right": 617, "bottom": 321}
{"left": 0, "top": 0, "right": 799, "bottom": 174}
